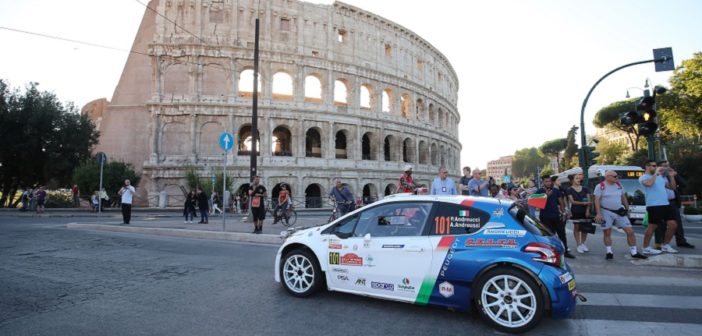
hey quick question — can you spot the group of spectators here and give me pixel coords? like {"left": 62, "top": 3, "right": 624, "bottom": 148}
{"left": 19, "top": 186, "right": 48, "bottom": 214}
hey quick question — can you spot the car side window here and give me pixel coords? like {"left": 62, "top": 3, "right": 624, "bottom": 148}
{"left": 353, "top": 202, "right": 432, "bottom": 238}
{"left": 330, "top": 214, "right": 359, "bottom": 238}
{"left": 431, "top": 203, "right": 491, "bottom": 235}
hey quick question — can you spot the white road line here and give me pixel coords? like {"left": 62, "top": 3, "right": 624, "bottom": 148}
{"left": 580, "top": 293, "right": 702, "bottom": 309}
{"left": 575, "top": 274, "right": 702, "bottom": 287}
{"left": 543, "top": 319, "right": 702, "bottom": 336}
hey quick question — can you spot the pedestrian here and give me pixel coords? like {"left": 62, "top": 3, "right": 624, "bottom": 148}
{"left": 594, "top": 170, "right": 648, "bottom": 259}
{"left": 241, "top": 193, "right": 249, "bottom": 213}
{"left": 183, "top": 191, "right": 196, "bottom": 223}
{"left": 118, "top": 180, "right": 135, "bottom": 224}
{"left": 396, "top": 165, "right": 419, "bottom": 193}
{"left": 507, "top": 186, "right": 521, "bottom": 201}
{"left": 273, "top": 184, "right": 290, "bottom": 224}
{"left": 196, "top": 187, "right": 209, "bottom": 224}
{"left": 99, "top": 188, "right": 110, "bottom": 210}
{"left": 639, "top": 160, "right": 678, "bottom": 254}
{"left": 467, "top": 169, "right": 489, "bottom": 197}
{"left": 249, "top": 176, "right": 267, "bottom": 233}
{"left": 211, "top": 191, "right": 222, "bottom": 215}
{"left": 91, "top": 191, "right": 100, "bottom": 212}
{"left": 524, "top": 179, "right": 538, "bottom": 217}
{"left": 566, "top": 173, "right": 591, "bottom": 254}
{"left": 34, "top": 186, "right": 47, "bottom": 214}
{"left": 329, "top": 178, "right": 355, "bottom": 217}
{"left": 71, "top": 184, "right": 80, "bottom": 207}
{"left": 536, "top": 176, "right": 575, "bottom": 259}
{"left": 431, "top": 166, "right": 458, "bottom": 195}
{"left": 459, "top": 166, "right": 472, "bottom": 196}
{"left": 658, "top": 160, "right": 694, "bottom": 248}
{"left": 20, "top": 188, "right": 30, "bottom": 212}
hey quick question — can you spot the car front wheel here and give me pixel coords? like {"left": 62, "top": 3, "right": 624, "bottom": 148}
{"left": 474, "top": 267, "right": 544, "bottom": 333}
{"left": 280, "top": 248, "right": 322, "bottom": 297}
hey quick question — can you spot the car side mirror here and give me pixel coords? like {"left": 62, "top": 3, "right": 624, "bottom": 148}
{"left": 363, "top": 233, "right": 371, "bottom": 243}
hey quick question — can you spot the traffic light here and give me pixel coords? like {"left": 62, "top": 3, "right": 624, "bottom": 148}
{"left": 619, "top": 110, "right": 639, "bottom": 126}
{"left": 582, "top": 145, "right": 599, "bottom": 167}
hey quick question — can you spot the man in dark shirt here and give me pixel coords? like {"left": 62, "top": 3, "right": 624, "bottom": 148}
{"left": 537, "top": 176, "right": 574, "bottom": 259}
{"left": 458, "top": 166, "right": 472, "bottom": 196}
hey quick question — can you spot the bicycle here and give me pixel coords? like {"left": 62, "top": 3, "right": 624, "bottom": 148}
{"left": 268, "top": 201, "right": 297, "bottom": 227}
{"left": 328, "top": 199, "right": 355, "bottom": 223}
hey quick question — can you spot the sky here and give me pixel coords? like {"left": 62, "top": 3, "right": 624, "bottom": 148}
{"left": 1, "top": 0, "right": 701, "bottom": 172}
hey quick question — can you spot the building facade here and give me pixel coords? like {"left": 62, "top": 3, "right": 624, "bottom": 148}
{"left": 84, "top": 0, "right": 461, "bottom": 206}
{"left": 486, "top": 156, "right": 513, "bottom": 184}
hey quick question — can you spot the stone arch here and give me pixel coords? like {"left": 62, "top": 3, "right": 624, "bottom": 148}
{"left": 418, "top": 141, "right": 429, "bottom": 164}
{"left": 382, "top": 88, "right": 393, "bottom": 113}
{"left": 272, "top": 126, "right": 293, "bottom": 156}
{"left": 202, "top": 63, "right": 229, "bottom": 96}
{"left": 440, "top": 144, "right": 447, "bottom": 167}
{"left": 362, "top": 183, "right": 378, "bottom": 204}
{"left": 162, "top": 183, "right": 184, "bottom": 207}
{"left": 305, "top": 127, "right": 322, "bottom": 158}
{"left": 383, "top": 135, "right": 399, "bottom": 161}
{"left": 400, "top": 93, "right": 411, "bottom": 118}
{"left": 271, "top": 182, "right": 293, "bottom": 207}
{"left": 237, "top": 124, "right": 257, "bottom": 156}
{"left": 431, "top": 142, "right": 438, "bottom": 166}
{"left": 238, "top": 69, "right": 261, "bottom": 97}
{"left": 304, "top": 183, "right": 323, "bottom": 208}
{"left": 161, "top": 122, "right": 189, "bottom": 155}
{"left": 304, "top": 74, "right": 323, "bottom": 103}
{"left": 360, "top": 84, "right": 373, "bottom": 110}
{"left": 438, "top": 108, "right": 444, "bottom": 127}
{"left": 416, "top": 98, "right": 425, "bottom": 121}
{"left": 428, "top": 103, "right": 435, "bottom": 123}
{"left": 402, "top": 137, "right": 416, "bottom": 163}
{"left": 163, "top": 63, "right": 189, "bottom": 96}
{"left": 198, "top": 121, "right": 224, "bottom": 155}
{"left": 334, "top": 79, "right": 350, "bottom": 106}
{"left": 335, "top": 129, "right": 349, "bottom": 159}
{"left": 361, "top": 132, "right": 378, "bottom": 161}
{"left": 384, "top": 183, "right": 396, "bottom": 196}
{"left": 272, "top": 71, "right": 293, "bottom": 100}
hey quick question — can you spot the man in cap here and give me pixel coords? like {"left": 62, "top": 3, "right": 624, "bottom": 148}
{"left": 396, "top": 165, "right": 419, "bottom": 193}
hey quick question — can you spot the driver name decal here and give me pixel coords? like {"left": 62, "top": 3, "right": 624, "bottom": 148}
{"left": 464, "top": 238, "right": 518, "bottom": 248}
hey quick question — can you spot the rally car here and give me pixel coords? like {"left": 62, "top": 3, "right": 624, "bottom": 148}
{"left": 274, "top": 194, "right": 580, "bottom": 333}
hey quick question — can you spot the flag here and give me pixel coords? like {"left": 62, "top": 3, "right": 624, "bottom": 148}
{"left": 527, "top": 193, "right": 547, "bottom": 209}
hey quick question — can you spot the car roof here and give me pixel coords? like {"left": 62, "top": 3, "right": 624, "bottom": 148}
{"left": 378, "top": 194, "right": 512, "bottom": 208}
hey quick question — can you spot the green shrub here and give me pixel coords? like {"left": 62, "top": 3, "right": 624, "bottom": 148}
{"left": 44, "top": 190, "right": 73, "bottom": 208}
{"left": 683, "top": 207, "right": 701, "bottom": 215}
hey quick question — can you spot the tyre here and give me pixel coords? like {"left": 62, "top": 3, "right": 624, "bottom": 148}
{"left": 474, "top": 267, "right": 545, "bottom": 333}
{"left": 282, "top": 209, "right": 297, "bottom": 227}
{"left": 280, "top": 248, "right": 323, "bottom": 297}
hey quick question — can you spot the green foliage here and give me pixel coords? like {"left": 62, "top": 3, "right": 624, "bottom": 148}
{"left": 593, "top": 99, "right": 641, "bottom": 151}
{"left": 659, "top": 52, "right": 702, "bottom": 138}
{"left": 595, "top": 137, "right": 628, "bottom": 165}
{"left": 183, "top": 167, "right": 232, "bottom": 196}
{"left": 511, "top": 147, "right": 549, "bottom": 178}
{"left": 563, "top": 126, "right": 579, "bottom": 167}
{"left": 540, "top": 165, "right": 555, "bottom": 178}
{"left": 0, "top": 80, "right": 99, "bottom": 207}
{"left": 72, "top": 159, "right": 140, "bottom": 199}
{"left": 621, "top": 148, "right": 650, "bottom": 167}
{"left": 540, "top": 138, "right": 567, "bottom": 171}
{"left": 44, "top": 190, "right": 73, "bottom": 208}
{"left": 683, "top": 207, "right": 700, "bottom": 215}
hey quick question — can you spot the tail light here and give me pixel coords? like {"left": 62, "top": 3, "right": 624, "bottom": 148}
{"left": 523, "top": 242, "right": 561, "bottom": 267}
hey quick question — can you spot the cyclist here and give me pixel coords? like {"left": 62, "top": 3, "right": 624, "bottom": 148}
{"left": 329, "top": 178, "right": 355, "bottom": 217}
{"left": 273, "top": 184, "right": 290, "bottom": 224}
{"left": 397, "top": 165, "right": 419, "bottom": 194}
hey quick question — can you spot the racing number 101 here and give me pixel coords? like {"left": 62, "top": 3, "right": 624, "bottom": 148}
{"left": 434, "top": 216, "right": 451, "bottom": 235}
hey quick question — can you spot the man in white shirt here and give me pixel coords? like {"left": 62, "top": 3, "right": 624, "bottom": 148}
{"left": 431, "top": 166, "right": 457, "bottom": 195}
{"left": 118, "top": 179, "right": 135, "bottom": 224}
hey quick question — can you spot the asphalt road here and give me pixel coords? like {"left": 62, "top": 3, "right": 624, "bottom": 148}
{"left": 2, "top": 217, "right": 702, "bottom": 335}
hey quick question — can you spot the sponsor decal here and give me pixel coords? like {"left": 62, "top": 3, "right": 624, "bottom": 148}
{"left": 440, "top": 238, "right": 459, "bottom": 277}
{"left": 464, "top": 238, "right": 518, "bottom": 248}
{"left": 328, "top": 239, "right": 342, "bottom": 250}
{"left": 559, "top": 272, "right": 573, "bottom": 284}
{"left": 340, "top": 253, "right": 363, "bottom": 266}
{"left": 337, "top": 275, "right": 349, "bottom": 281}
{"left": 329, "top": 252, "right": 340, "bottom": 265}
{"left": 439, "top": 281, "right": 454, "bottom": 298}
{"left": 458, "top": 210, "right": 470, "bottom": 217}
{"left": 365, "top": 255, "right": 375, "bottom": 268}
{"left": 568, "top": 279, "right": 576, "bottom": 291}
{"left": 483, "top": 228, "right": 527, "bottom": 237}
{"left": 371, "top": 281, "right": 395, "bottom": 291}
{"left": 331, "top": 267, "right": 348, "bottom": 274}
{"left": 355, "top": 278, "right": 366, "bottom": 286}
{"left": 492, "top": 207, "right": 504, "bottom": 218}
{"left": 397, "top": 277, "right": 416, "bottom": 292}
{"left": 382, "top": 244, "right": 405, "bottom": 249}
{"left": 435, "top": 215, "right": 482, "bottom": 235}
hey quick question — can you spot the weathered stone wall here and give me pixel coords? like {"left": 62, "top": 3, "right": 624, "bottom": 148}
{"left": 88, "top": 0, "right": 461, "bottom": 207}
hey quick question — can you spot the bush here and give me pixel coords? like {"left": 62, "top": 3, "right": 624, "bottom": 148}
{"left": 44, "top": 190, "right": 73, "bottom": 208}
{"left": 683, "top": 207, "right": 701, "bottom": 215}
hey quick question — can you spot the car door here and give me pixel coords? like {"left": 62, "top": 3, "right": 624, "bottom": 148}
{"left": 327, "top": 201, "right": 434, "bottom": 302}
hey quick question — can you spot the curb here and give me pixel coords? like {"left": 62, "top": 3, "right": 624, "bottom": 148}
{"left": 66, "top": 223, "right": 282, "bottom": 245}
{"left": 631, "top": 253, "right": 702, "bottom": 269}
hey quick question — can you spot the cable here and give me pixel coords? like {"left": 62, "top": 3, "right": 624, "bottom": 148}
{"left": 134, "top": 0, "right": 208, "bottom": 46}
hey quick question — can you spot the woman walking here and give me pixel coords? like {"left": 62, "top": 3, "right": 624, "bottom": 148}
{"left": 566, "top": 173, "right": 592, "bottom": 253}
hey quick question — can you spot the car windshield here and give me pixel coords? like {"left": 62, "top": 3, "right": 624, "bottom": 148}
{"left": 508, "top": 204, "right": 553, "bottom": 236}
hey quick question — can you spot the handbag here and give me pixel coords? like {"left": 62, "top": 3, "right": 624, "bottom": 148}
{"left": 576, "top": 219, "right": 596, "bottom": 234}
{"left": 251, "top": 196, "right": 261, "bottom": 208}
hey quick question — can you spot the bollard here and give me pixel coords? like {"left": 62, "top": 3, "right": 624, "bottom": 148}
{"left": 158, "top": 191, "right": 168, "bottom": 208}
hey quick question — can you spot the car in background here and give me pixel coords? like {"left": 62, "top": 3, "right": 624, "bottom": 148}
{"left": 274, "top": 195, "right": 580, "bottom": 333}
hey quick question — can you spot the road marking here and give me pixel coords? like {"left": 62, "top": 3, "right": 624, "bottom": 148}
{"left": 579, "top": 293, "right": 702, "bottom": 309}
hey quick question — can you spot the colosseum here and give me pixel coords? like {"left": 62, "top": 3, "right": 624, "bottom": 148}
{"left": 84, "top": 0, "right": 461, "bottom": 207}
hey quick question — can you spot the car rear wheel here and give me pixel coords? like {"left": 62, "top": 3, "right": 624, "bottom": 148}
{"left": 474, "top": 267, "right": 544, "bottom": 333}
{"left": 280, "top": 249, "right": 322, "bottom": 297}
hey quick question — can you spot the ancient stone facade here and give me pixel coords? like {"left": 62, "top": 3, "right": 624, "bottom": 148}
{"left": 87, "top": 0, "right": 461, "bottom": 206}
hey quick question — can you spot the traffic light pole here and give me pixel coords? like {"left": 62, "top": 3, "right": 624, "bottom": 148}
{"left": 579, "top": 58, "right": 663, "bottom": 182}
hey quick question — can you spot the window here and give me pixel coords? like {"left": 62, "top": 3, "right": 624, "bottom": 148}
{"left": 384, "top": 43, "right": 392, "bottom": 57}
{"left": 509, "top": 204, "right": 551, "bottom": 236}
{"left": 431, "top": 202, "right": 491, "bottom": 235}
{"left": 280, "top": 18, "right": 291, "bottom": 31}
{"left": 353, "top": 202, "right": 433, "bottom": 238}
{"left": 328, "top": 214, "right": 359, "bottom": 239}
{"left": 337, "top": 29, "right": 347, "bottom": 43}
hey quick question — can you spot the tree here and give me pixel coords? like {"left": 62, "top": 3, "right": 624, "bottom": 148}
{"left": 72, "top": 159, "right": 140, "bottom": 202}
{"left": 659, "top": 52, "right": 702, "bottom": 138}
{"left": 563, "top": 125, "right": 579, "bottom": 169}
{"left": 593, "top": 99, "right": 644, "bottom": 152}
{"left": 595, "top": 137, "right": 627, "bottom": 165}
{"left": 0, "top": 81, "right": 99, "bottom": 207}
{"left": 540, "top": 138, "right": 567, "bottom": 172}
{"left": 540, "top": 164, "right": 555, "bottom": 178}
{"left": 511, "top": 147, "right": 549, "bottom": 178}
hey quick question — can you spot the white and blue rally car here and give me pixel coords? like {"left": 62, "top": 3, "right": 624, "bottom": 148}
{"left": 274, "top": 194, "right": 581, "bottom": 333}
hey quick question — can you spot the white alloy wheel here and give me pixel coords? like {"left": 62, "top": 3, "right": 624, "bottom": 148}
{"left": 476, "top": 267, "right": 544, "bottom": 333}
{"left": 281, "top": 249, "right": 322, "bottom": 297}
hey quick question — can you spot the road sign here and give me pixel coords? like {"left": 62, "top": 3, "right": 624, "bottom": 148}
{"left": 95, "top": 152, "right": 107, "bottom": 165}
{"left": 653, "top": 47, "right": 674, "bottom": 72}
{"left": 219, "top": 133, "right": 234, "bottom": 152}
